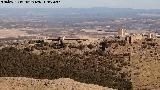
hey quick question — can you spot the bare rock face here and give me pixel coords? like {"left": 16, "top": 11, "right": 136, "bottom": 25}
{"left": 0, "top": 77, "right": 114, "bottom": 90}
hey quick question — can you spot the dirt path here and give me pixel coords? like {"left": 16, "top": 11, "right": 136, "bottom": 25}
{"left": 0, "top": 77, "right": 114, "bottom": 90}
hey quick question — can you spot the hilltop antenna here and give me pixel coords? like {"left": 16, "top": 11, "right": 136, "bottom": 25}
{"left": 155, "top": 28, "right": 158, "bottom": 33}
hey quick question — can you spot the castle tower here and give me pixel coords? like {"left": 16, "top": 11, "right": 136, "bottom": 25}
{"left": 118, "top": 29, "right": 127, "bottom": 37}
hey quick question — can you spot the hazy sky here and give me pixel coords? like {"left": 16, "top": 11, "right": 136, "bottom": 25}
{"left": 62, "top": 0, "right": 160, "bottom": 9}
{"left": 1, "top": 0, "right": 160, "bottom": 9}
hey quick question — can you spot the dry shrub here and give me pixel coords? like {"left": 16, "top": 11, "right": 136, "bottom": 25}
{"left": 0, "top": 47, "right": 132, "bottom": 90}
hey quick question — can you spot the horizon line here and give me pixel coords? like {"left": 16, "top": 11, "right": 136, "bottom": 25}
{"left": 0, "top": 7, "right": 160, "bottom": 10}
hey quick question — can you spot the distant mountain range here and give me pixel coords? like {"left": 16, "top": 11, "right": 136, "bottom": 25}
{"left": 1, "top": 8, "right": 160, "bottom": 19}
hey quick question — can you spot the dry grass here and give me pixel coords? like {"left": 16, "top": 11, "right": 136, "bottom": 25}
{"left": 0, "top": 29, "right": 28, "bottom": 38}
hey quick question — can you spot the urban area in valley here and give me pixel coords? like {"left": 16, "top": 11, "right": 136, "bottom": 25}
{"left": 0, "top": 8, "right": 160, "bottom": 90}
